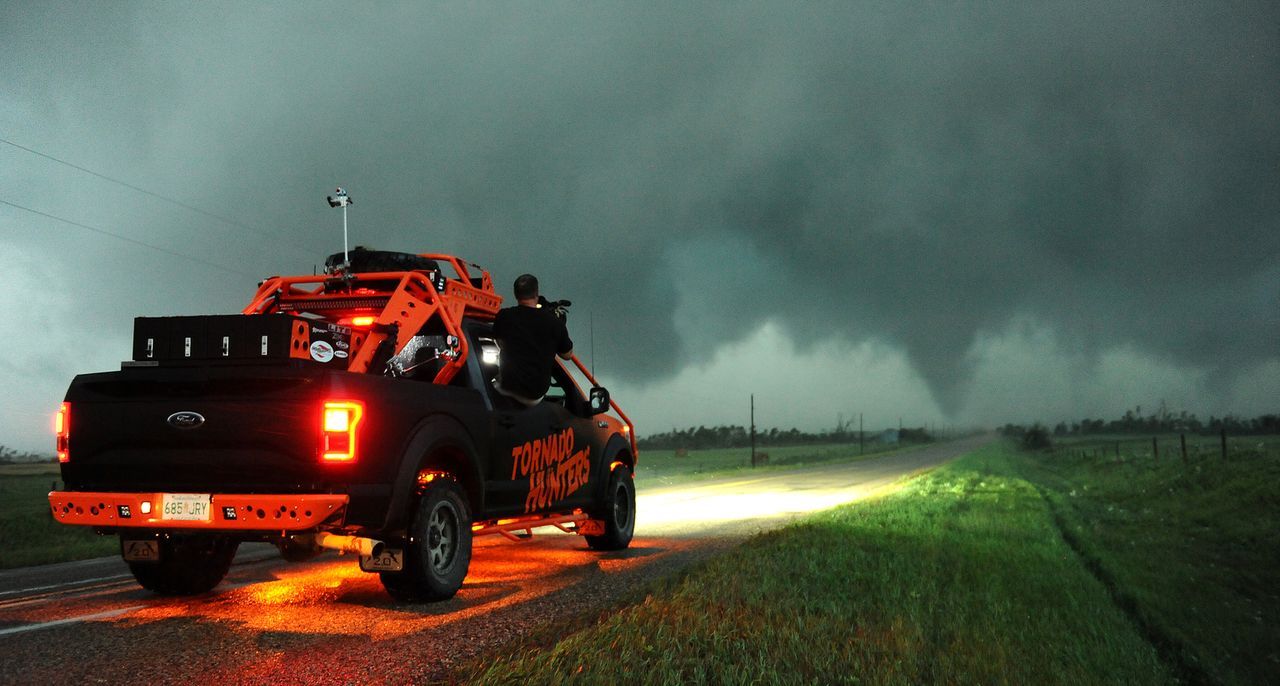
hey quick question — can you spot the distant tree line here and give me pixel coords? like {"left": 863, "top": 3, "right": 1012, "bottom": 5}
{"left": 0, "top": 445, "right": 54, "bottom": 464}
{"left": 637, "top": 424, "right": 934, "bottom": 450}
{"left": 1000, "top": 408, "right": 1280, "bottom": 440}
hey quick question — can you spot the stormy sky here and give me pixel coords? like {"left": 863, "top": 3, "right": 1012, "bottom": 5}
{"left": 2, "top": 2, "right": 1277, "bottom": 451}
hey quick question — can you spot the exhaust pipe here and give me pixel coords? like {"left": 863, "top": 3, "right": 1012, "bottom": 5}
{"left": 310, "top": 532, "right": 385, "bottom": 557}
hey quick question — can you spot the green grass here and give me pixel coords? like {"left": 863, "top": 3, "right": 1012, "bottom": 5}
{"left": 636, "top": 440, "right": 913, "bottom": 488}
{"left": 470, "top": 443, "right": 1178, "bottom": 685}
{"left": 471, "top": 438, "right": 1280, "bottom": 685}
{"left": 0, "top": 468, "right": 117, "bottom": 569}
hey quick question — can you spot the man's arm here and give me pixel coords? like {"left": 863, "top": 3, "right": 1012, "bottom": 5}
{"left": 556, "top": 317, "right": 573, "bottom": 361}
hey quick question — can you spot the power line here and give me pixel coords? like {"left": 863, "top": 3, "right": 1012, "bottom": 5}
{"left": 0, "top": 136, "right": 313, "bottom": 258}
{"left": 0, "top": 198, "right": 257, "bottom": 278}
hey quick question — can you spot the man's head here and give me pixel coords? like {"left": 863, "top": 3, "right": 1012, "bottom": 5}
{"left": 514, "top": 274, "right": 539, "bottom": 304}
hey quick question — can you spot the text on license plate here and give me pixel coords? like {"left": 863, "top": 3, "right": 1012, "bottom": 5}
{"left": 161, "top": 493, "right": 211, "bottom": 521}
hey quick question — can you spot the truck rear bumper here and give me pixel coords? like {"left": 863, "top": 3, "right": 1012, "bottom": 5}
{"left": 49, "top": 492, "right": 348, "bottom": 531}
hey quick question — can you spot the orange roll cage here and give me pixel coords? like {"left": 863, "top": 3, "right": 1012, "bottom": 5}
{"left": 242, "top": 252, "right": 637, "bottom": 454}
{"left": 567, "top": 353, "right": 639, "bottom": 459}
{"left": 241, "top": 254, "right": 500, "bottom": 385}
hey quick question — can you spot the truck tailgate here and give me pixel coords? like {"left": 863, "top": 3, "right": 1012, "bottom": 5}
{"left": 61, "top": 366, "right": 328, "bottom": 492}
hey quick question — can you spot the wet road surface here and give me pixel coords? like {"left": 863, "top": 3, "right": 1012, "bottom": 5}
{"left": 0, "top": 437, "right": 986, "bottom": 684}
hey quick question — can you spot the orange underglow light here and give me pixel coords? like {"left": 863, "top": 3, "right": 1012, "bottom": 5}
{"left": 55, "top": 402, "right": 70, "bottom": 463}
{"left": 321, "top": 400, "right": 363, "bottom": 462}
{"left": 417, "top": 468, "right": 448, "bottom": 491}
{"left": 350, "top": 316, "right": 376, "bottom": 327}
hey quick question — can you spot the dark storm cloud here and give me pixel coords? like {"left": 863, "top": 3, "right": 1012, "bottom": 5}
{"left": 4, "top": 1, "right": 1278, "bottom": 417}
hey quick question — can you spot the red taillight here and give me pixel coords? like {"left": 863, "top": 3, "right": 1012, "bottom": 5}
{"left": 350, "top": 316, "right": 376, "bottom": 327}
{"left": 321, "top": 400, "right": 363, "bottom": 462}
{"left": 55, "top": 402, "right": 70, "bottom": 463}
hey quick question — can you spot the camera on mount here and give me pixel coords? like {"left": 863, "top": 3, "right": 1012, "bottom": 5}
{"left": 537, "top": 296, "right": 572, "bottom": 321}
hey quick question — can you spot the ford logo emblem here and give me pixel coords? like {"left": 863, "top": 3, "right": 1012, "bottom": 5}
{"left": 167, "top": 411, "right": 206, "bottom": 430}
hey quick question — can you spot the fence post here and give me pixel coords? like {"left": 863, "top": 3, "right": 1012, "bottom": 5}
{"left": 1152, "top": 436, "right": 1158, "bottom": 462}
{"left": 1180, "top": 434, "right": 1187, "bottom": 464}
{"left": 1221, "top": 429, "right": 1228, "bottom": 461}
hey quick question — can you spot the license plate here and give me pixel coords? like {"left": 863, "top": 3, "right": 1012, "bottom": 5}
{"left": 160, "top": 493, "right": 211, "bottom": 521}
{"left": 359, "top": 548, "right": 404, "bottom": 572}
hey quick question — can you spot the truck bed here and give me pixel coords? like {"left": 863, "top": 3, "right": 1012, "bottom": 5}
{"left": 60, "top": 362, "right": 492, "bottom": 527}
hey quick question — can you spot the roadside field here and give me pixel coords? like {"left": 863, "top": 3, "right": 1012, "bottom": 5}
{"left": 637, "top": 440, "right": 911, "bottom": 486}
{"left": 0, "top": 462, "right": 59, "bottom": 476}
{"left": 0, "top": 469, "right": 117, "bottom": 569}
{"left": 472, "top": 439, "right": 1279, "bottom": 685}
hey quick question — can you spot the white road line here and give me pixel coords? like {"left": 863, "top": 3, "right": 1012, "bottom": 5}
{"left": 0, "top": 556, "right": 286, "bottom": 613}
{"left": 0, "top": 574, "right": 134, "bottom": 598}
{"left": 0, "top": 580, "right": 140, "bottom": 611}
{"left": 0, "top": 605, "right": 144, "bottom": 637}
{"left": 0, "top": 550, "right": 282, "bottom": 604}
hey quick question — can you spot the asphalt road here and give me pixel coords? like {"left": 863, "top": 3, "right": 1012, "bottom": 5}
{"left": 0, "top": 437, "right": 987, "bottom": 685}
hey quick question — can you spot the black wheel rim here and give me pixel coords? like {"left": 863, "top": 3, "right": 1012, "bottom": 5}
{"left": 612, "top": 482, "right": 631, "bottom": 531}
{"left": 427, "top": 501, "right": 458, "bottom": 573}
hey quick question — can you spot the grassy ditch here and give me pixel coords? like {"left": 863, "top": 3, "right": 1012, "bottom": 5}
{"left": 0, "top": 463, "right": 117, "bottom": 569}
{"left": 471, "top": 443, "right": 1178, "bottom": 685}
{"left": 1021, "top": 436, "right": 1280, "bottom": 685}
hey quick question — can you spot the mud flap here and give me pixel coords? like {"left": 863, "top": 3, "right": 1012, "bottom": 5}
{"left": 359, "top": 548, "right": 404, "bottom": 572}
{"left": 122, "top": 540, "right": 160, "bottom": 562}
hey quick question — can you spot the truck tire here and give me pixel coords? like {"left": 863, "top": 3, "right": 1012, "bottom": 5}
{"left": 126, "top": 536, "right": 239, "bottom": 596}
{"left": 380, "top": 476, "right": 472, "bottom": 602}
{"left": 586, "top": 465, "right": 635, "bottom": 551}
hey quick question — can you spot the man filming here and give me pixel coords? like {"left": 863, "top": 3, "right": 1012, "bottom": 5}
{"left": 492, "top": 274, "right": 573, "bottom": 407}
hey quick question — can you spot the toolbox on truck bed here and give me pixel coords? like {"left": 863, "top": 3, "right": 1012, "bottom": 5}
{"left": 132, "top": 314, "right": 356, "bottom": 365}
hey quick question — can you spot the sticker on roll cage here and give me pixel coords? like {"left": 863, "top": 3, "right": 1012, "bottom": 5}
{"left": 511, "top": 427, "right": 591, "bottom": 513}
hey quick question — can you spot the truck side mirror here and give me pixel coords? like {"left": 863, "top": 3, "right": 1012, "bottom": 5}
{"left": 589, "top": 386, "right": 610, "bottom": 415}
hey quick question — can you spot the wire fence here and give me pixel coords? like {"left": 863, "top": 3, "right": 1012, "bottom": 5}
{"left": 1050, "top": 431, "right": 1280, "bottom": 464}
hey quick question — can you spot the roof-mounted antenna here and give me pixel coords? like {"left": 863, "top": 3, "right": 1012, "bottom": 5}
{"left": 326, "top": 187, "right": 353, "bottom": 267}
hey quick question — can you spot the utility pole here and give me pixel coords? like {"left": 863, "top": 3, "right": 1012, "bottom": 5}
{"left": 859, "top": 412, "right": 864, "bottom": 454}
{"left": 750, "top": 394, "right": 756, "bottom": 468}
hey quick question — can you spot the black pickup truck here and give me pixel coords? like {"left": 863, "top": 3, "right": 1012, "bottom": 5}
{"left": 49, "top": 249, "right": 638, "bottom": 602}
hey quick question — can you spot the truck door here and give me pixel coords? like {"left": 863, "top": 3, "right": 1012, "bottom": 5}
{"left": 484, "top": 364, "right": 604, "bottom": 517}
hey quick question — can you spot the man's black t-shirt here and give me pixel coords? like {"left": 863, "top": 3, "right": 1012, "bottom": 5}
{"left": 492, "top": 305, "right": 573, "bottom": 400}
